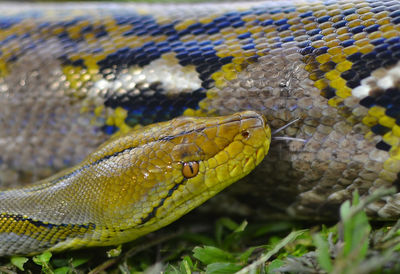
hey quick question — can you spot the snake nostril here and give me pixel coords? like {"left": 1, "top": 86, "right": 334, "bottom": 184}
{"left": 241, "top": 130, "right": 250, "bottom": 138}
{"left": 182, "top": 161, "right": 199, "bottom": 178}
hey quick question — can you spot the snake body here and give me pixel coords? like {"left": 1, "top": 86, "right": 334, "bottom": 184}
{"left": 2, "top": 0, "right": 400, "bottom": 255}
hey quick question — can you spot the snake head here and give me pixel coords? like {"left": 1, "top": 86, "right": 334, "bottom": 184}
{"left": 91, "top": 110, "right": 271, "bottom": 237}
{"left": 43, "top": 111, "right": 271, "bottom": 245}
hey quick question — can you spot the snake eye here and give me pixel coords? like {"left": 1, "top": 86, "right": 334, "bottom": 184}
{"left": 182, "top": 161, "right": 199, "bottom": 178}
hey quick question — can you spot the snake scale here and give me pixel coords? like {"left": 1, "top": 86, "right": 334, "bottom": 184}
{"left": 1, "top": 0, "right": 400, "bottom": 256}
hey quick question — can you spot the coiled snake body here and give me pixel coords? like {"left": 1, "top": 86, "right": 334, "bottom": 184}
{"left": 1, "top": 0, "right": 400, "bottom": 255}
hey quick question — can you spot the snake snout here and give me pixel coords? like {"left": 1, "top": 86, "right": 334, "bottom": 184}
{"left": 235, "top": 111, "right": 271, "bottom": 151}
{"left": 198, "top": 111, "right": 271, "bottom": 189}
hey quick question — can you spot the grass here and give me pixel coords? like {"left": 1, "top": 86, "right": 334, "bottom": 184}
{"left": 1, "top": 187, "right": 400, "bottom": 273}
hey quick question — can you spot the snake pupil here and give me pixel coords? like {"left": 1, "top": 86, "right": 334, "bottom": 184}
{"left": 182, "top": 161, "right": 199, "bottom": 178}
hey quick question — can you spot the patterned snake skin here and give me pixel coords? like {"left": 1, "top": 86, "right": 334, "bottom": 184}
{"left": 2, "top": 0, "right": 400, "bottom": 231}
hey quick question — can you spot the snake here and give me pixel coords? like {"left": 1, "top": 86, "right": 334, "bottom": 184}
{"left": 1, "top": 0, "right": 400, "bottom": 256}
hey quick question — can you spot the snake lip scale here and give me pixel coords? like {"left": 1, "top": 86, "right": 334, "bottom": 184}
{"left": 1, "top": 0, "right": 400, "bottom": 255}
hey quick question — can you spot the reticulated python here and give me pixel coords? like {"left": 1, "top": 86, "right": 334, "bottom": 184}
{"left": 1, "top": 0, "right": 400, "bottom": 256}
